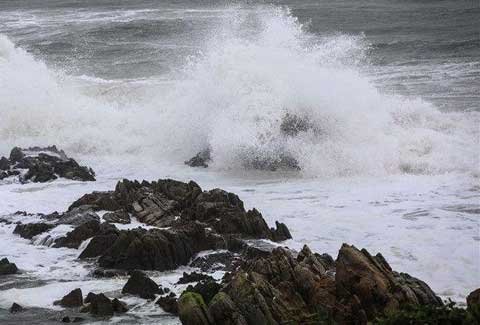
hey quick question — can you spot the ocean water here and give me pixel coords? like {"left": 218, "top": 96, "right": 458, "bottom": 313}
{"left": 0, "top": 0, "right": 479, "bottom": 322}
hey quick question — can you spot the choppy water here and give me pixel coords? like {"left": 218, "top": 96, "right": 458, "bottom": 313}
{"left": 0, "top": 0, "right": 479, "bottom": 322}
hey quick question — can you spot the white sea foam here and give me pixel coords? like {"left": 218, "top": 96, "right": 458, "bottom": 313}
{"left": 0, "top": 7, "right": 478, "bottom": 178}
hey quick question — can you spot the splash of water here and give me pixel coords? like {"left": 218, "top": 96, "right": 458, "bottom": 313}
{"left": 0, "top": 7, "right": 477, "bottom": 177}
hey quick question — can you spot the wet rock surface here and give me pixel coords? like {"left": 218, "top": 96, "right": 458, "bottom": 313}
{"left": 54, "top": 288, "right": 83, "bottom": 308}
{"left": 13, "top": 223, "right": 55, "bottom": 239}
{"left": 122, "top": 270, "right": 163, "bottom": 299}
{"left": 157, "top": 292, "right": 179, "bottom": 315}
{"left": 0, "top": 146, "right": 95, "bottom": 183}
{"left": 0, "top": 258, "right": 18, "bottom": 276}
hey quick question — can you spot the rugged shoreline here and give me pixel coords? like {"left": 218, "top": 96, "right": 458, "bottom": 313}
{"left": 0, "top": 147, "right": 479, "bottom": 324}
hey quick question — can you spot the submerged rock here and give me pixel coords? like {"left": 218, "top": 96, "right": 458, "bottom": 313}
{"left": 185, "top": 149, "right": 211, "bottom": 168}
{"left": 54, "top": 288, "right": 83, "bottom": 308}
{"left": 122, "top": 270, "right": 163, "bottom": 299}
{"left": 0, "top": 146, "right": 95, "bottom": 183}
{"left": 0, "top": 258, "right": 18, "bottom": 275}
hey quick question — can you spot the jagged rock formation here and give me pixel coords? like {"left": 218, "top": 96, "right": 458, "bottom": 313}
{"left": 0, "top": 146, "right": 95, "bottom": 183}
{"left": 178, "top": 244, "right": 443, "bottom": 325}
{"left": 66, "top": 178, "right": 291, "bottom": 271}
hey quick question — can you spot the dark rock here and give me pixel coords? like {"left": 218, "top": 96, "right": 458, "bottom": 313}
{"left": 271, "top": 221, "right": 292, "bottom": 241}
{"left": 54, "top": 288, "right": 83, "bottom": 308}
{"left": 97, "top": 222, "right": 211, "bottom": 271}
{"left": 9, "top": 147, "right": 24, "bottom": 162}
{"left": 55, "top": 206, "right": 100, "bottom": 226}
{"left": 54, "top": 217, "right": 117, "bottom": 251}
{"left": 335, "top": 244, "right": 442, "bottom": 323}
{"left": 466, "top": 288, "right": 480, "bottom": 320}
{"left": 208, "top": 292, "right": 247, "bottom": 325}
{"left": 68, "top": 178, "right": 289, "bottom": 244}
{"left": 186, "top": 188, "right": 289, "bottom": 242}
{"left": 54, "top": 220, "right": 101, "bottom": 249}
{"left": 190, "top": 251, "right": 239, "bottom": 273}
{"left": 0, "top": 156, "right": 10, "bottom": 170}
{"left": 186, "top": 279, "right": 222, "bottom": 305}
{"left": 13, "top": 223, "right": 55, "bottom": 239}
{"left": 9, "top": 302, "right": 24, "bottom": 313}
{"left": 157, "top": 292, "right": 178, "bottom": 315}
{"left": 111, "top": 298, "right": 128, "bottom": 313}
{"left": 3, "top": 146, "right": 95, "bottom": 183}
{"left": 0, "top": 258, "right": 18, "bottom": 275}
{"left": 84, "top": 292, "right": 97, "bottom": 304}
{"left": 122, "top": 270, "right": 162, "bottom": 299}
{"left": 69, "top": 191, "right": 121, "bottom": 212}
{"left": 185, "top": 149, "right": 211, "bottom": 168}
{"left": 91, "top": 268, "right": 128, "bottom": 278}
{"left": 79, "top": 232, "right": 119, "bottom": 259}
{"left": 88, "top": 293, "right": 113, "bottom": 317}
{"left": 178, "top": 292, "right": 211, "bottom": 325}
{"left": 177, "top": 272, "right": 213, "bottom": 285}
{"left": 103, "top": 211, "right": 131, "bottom": 224}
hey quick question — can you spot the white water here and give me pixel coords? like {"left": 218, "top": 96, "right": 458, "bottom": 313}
{"left": 0, "top": 5, "right": 479, "bottom": 319}
{"left": 0, "top": 8, "right": 478, "bottom": 176}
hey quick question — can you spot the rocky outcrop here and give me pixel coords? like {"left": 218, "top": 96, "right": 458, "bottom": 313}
{"left": 13, "top": 223, "right": 55, "bottom": 239}
{"left": 0, "top": 146, "right": 95, "bottom": 183}
{"left": 70, "top": 179, "right": 290, "bottom": 243}
{"left": 0, "top": 258, "right": 18, "bottom": 275}
{"left": 178, "top": 244, "right": 443, "bottom": 325}
{"left": 122, "top": 270, "right": 163, "bottom": 299}
{"left": 335, "top": 244, "right": 442, "bottom": 323}
{"left": 54, "top": 288, "right": 83, "bottom": 308}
